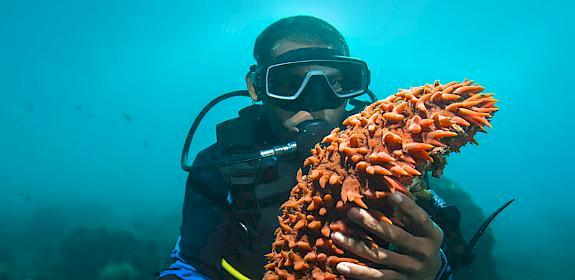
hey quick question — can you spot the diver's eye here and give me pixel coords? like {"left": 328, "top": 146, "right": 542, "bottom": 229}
{"left": 328, "top": 77, "right": 340, "bottom": 86}
{"left": 328, "top": 77, "right": 342, "bottom": 91}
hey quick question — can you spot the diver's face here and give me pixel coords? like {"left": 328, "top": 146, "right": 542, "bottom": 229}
{"left": 264, "top": 40, "right": 348, "bottom": 135}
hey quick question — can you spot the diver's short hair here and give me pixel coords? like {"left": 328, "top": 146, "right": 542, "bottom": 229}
{"left": 253, "top": 15, "right": 350, "bottom": 65}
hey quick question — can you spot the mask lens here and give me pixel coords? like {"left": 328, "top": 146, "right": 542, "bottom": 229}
{"left": 329, "top": 60, "right": 367, "bottom": 97}
{"left": 266, "top": 62, "right": 307, "bottom": 99}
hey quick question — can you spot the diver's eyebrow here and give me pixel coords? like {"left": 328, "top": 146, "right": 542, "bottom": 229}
{"left": 272, "top": 43, "right": 281, "bottom": 52}
{"left": 314, "top": 65, "right": 340, "bottom": 75}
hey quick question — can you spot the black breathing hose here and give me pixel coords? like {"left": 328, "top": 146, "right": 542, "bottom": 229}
{"left": 445, "top": 198, "right": 515, "bottom": 276}
{"left": 180, "top": 90, "right": 250, "bottom": 172}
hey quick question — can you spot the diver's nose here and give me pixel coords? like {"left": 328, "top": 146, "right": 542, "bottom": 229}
{"left": 299, "top": 76, "right": 341, "bottom": 111}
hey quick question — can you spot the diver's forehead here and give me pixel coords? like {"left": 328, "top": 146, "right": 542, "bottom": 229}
{"left": 271, "top": 40, "right": 333, "bottom": 60}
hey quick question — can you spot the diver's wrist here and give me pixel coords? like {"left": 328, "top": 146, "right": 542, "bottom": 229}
{"left": 435, "top": 249, "right": 452, "bottom": 280}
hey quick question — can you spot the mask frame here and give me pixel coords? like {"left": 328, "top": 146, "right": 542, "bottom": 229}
{"left": 250, "top": 48, "right": 371, "bottom": 107}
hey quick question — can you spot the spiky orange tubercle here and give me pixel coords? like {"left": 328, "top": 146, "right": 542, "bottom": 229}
{"left": 263, "top": 80, "right": 498, "bottom": 280}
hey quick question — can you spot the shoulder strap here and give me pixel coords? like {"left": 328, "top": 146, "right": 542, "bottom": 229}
{"left": 216, "top": 104, "right": 271, "bottom": 153}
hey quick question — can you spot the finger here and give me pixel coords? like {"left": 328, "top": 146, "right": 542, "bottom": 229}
{"left": 389, "top": 192, "right": 443, "bottom": 240}
{"left": 332, "top": 232, "right": 426, "bottom": 274}
{"left": 348, "top": 207, "right": 422, "bottom": 251}
{"left": 336, "top": 262, "right": 406, "bottom": 280}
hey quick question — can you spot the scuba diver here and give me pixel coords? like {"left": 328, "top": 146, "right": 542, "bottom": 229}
{"left": 158, "top": 16, "right": 509, "bottom": 280}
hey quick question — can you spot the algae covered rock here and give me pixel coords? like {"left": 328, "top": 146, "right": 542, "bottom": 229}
{"left": 98, "top": 262, "right": 139, "bottom": 280}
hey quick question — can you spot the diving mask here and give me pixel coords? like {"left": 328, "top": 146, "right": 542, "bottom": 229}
{"left": 250, "top": 48, "right": 371, "bottom": 111}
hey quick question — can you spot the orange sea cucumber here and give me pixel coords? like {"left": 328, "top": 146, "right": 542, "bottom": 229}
{"left": 263, "top": 80, "right": 498, "bottom": 280}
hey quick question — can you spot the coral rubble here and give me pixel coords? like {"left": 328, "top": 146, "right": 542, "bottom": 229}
{"left": 263, "top": 80, "right": 498, "bottom": 279}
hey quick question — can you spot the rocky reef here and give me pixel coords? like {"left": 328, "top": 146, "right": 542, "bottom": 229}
{"left": 263, "top": 80, "right": 498, "bottom": 279}
{"left": 98, "top": 262, "right": 139, "bottom": 280}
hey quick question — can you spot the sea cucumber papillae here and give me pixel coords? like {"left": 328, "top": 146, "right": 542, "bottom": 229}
{"left": 263, "top": 80, "right": 498, "bottom": 280}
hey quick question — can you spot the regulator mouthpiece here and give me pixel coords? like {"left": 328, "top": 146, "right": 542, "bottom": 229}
{"left": 295, "top": 119, "right": 332, "bottom": 159}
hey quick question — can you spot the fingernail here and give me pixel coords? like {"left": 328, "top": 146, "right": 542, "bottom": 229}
{"left": 337, "top": 263, "right": 351, "bottom": 273}
{"left": 348, "top": 207, "right": 362, "bottom": 219}
{"left": 391, "top": 193, "right": 403, "bottom": 203}
{"left": 332, "top": 232, "right": 344, "bottom": 243}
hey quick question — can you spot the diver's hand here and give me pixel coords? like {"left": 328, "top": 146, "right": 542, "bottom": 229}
{"left": 331, "top": 193, "right": 444, "bottom": 280}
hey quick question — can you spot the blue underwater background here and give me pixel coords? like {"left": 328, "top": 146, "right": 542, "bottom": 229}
{"left": 0, "top": 0, "right": 573, "bottom": 279}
